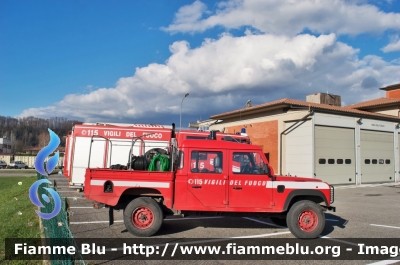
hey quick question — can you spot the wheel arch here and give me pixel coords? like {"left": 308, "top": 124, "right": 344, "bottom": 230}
{"left": 283, "top": 190, "right": 327, "bottom": 212}
{"left": 119, "top": 188, "right": 163, "bottom": 201}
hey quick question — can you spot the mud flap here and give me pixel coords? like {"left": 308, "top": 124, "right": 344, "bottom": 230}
{"left": 109, "top": 206, "right": 114, "bottom": 227}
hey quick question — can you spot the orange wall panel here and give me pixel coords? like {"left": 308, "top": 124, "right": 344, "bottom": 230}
{"left": 387, "top": 90, "right": 400, "bottom": 99}
{"left": 224, "top": 120, "right": 279, "bottom": 172}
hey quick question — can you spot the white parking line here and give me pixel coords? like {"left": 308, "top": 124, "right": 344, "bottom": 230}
{"left": 165, "top": 216, "right": 224, "bottom": 221}
{"left": 231, "top": 231, "right": 291, "bottom": 238}
{"left": 70, "top": 220, "right": 124, "bottom": 224}
{"left": 105, "top": 231, "right": 293, "bottom": 252}
{"left": 335, "top": 183, "right": 400, "bottom": 189}
{"left": 366, "top": 257, "right": 400, "bottom": 265}
{"left": 70, "top": 216, "right": 225, "bottom": 224}
{"left": 318, "top": 235, "right": 359, "bottom": 247}
{"left": 371, "top": 224, "right": 400, "bottom": 229}
{"left": 243, "top": 217, "right": 286, "bottom": 228}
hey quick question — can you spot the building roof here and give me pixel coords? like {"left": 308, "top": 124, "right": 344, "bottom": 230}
{"left": 343, "top": 97, "right": 400, "bottom": 110}
{"left": 210, "top": 98, "right": 400, "bottom": 121}
{"left": 380, "top": 83, "right": 400, "bottom": 91}
{"left": 24, "top": 146, "right": 65, "bottom": 152}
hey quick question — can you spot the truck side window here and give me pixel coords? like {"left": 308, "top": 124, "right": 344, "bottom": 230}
{"left": 190, "top": 151, "right": 223, "bottom": 174}
{"left": 178, "top": 151, "right": 184, "bottom": 169}
{"left": 232, "top": 152, "right": 266, "bottom": 174}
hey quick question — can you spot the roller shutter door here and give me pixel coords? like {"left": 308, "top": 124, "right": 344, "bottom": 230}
{"left": 315, "top": 126, "right": 356, "bottom": 184}
{"left": 361, "top": 130, "right": 394, "bottom": 183}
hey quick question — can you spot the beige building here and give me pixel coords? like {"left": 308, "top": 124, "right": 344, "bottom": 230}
{"left": 0, "top": 137, "right": 12, "bottom": 153}
{"left": 204, "top": 84, "right": 400, "bottom": 185}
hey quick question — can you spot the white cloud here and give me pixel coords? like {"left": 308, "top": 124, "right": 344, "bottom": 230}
{"left": 163, "top": 0, "right": 400, "bottom": 36}
{"left": 382, "top": 36, "right": 400, "bottom": 52}
{"left": 19, "top": 32, "right": 400, "bottom": 123}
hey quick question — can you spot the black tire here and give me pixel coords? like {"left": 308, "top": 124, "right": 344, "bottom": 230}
{"left": 286, "top": 200, "right": 325, "bottom": 239}
{"left": 123, "top": 197, "right": 163, "bottom": 237}
{"left": 15, "top": 166, "right": 18, "bottom": 169}
{"left": 24, "top": 166, "right": 28, "bottom": 169}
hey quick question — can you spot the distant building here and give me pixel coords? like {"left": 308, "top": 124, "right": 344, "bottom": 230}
{"left": 0, "top": 137, "right": 12, "bottom": 153}
{"left": 24, "top": 146, "right": 65, "bottom": 155}
{"left": 189, "top": 119, "right": 222, "bottom": 131}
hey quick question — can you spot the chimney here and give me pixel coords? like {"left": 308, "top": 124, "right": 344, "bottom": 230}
{"left": 306, "top": 92, "right": 341, "bottom": 107}
{"left": 380, "top": 83, "right": 400, "bottom": 99}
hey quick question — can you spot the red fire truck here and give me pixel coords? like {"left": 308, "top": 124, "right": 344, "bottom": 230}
{"left": 84, "top": 126, "right": 335, "bottom": 239}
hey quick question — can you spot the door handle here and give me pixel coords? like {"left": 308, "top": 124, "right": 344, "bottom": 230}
{"left": 233, "top": 186, "right": 242, "bottom": 190}
{"left": 192, "top": 185, "right": 202, "bottom": 189}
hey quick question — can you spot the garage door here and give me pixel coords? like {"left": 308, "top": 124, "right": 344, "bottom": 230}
{"left": 360, "top": 130, "right": 394, "bottom": 183}
{"left": 315, "top": 126, "right": 356, "bottom": 184}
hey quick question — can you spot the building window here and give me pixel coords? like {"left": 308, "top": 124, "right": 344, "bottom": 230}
{"left": 318, "top": 159, "right": 326, "bottom": 164}
{"left": 385, "top": 159, "right": 391, "bottom": 164}
{"left": 379, "top": 159, "right": 384, "bottom": 164}
{"left": 365, "top": 159, "right": 370, "bottom": 164}
{"left": 328, "top": 159, "right": 335, "bottom": 164}
{"left": 264, "top": 153, "right": 270, "bottom": 163}
{"left": 337, "top": 159, "right": 343, "bottom": 164}
{"left": 345, "top": 159, "right": 351, "bottom": 164}
{"left": 372, "top": 159, "right": 377, "bottom": 164}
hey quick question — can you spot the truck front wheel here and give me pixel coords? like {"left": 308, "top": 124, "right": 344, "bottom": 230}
{"left": 124, "top": 197, "right": 163, "bottom": 237}
{"left": 286, "top": 200, "right": 325, "bottom": 239}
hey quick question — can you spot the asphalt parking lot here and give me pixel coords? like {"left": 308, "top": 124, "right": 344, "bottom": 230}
{"left": 49, "top": 174, "right": 400, "bottom": 265}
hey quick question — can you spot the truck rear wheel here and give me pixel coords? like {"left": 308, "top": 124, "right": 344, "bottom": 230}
{"left": 286, "top": 200, "right": 325, "bottom": 239}
{"left": 124, "top": 197, "right": 163, "bottom": 237}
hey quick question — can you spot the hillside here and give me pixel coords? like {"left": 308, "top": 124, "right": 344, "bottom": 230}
{"left": 0, "top": 116, "right": 82, "bottom": 153}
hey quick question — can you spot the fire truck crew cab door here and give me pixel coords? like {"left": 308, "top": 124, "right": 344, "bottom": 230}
{"left": 228, "top": 151, "right": 272, "bottom": 209}
{"left": 187, "top": 150, "right": 227, "bottom": 207}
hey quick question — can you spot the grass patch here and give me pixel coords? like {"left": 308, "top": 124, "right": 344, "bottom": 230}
{"left": 0, "top": 169, "right": 62, "bottom": 177}
{"left": 0, "top": 169, "right": 38, "bottom": 173}
{"left": 0, "top": 176, "right": 43, "bottom": 264}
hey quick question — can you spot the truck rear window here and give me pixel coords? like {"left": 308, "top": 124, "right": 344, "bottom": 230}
{"left": 190, "top": 151, "right": 223, "bottom": 173}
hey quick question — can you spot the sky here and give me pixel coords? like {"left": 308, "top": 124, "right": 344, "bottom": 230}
{"left": 1, "top": 0, "right": 400, "bottom": 127}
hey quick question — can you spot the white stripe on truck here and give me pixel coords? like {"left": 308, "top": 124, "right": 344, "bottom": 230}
{"left": 90, "top": 180, "right": 170, "bottom": 188}
{"left": 267, "top": 181, "right": 330, "bottom": 189}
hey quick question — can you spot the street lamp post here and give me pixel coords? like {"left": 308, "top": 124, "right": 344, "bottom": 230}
{"left": 180, "top": 93, "right": 189, "bottom": 131}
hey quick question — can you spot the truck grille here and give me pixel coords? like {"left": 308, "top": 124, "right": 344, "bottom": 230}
{"left": 330, "top": 185, "right": 334, "bottom": 204}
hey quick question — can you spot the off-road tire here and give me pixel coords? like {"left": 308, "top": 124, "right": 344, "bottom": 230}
{"left": 286, "top": 200, "right": 325, "bottom": 239}
{"left": 124, "top": 197, "right": 163, "bottom": 237}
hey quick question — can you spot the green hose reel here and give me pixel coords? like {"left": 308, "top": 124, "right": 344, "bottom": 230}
{"left": 148, "top": 154, "right": 170, "bottom": 171}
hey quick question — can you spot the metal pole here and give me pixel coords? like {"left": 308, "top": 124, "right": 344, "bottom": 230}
{"left": 180, "top": 93, "right": 189, "bottom": 131}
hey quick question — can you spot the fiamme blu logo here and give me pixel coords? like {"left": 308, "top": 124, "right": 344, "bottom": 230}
{"left": 29, "top": 129, "right": 62, "bottom": 219}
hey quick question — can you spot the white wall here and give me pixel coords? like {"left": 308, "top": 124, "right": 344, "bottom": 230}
{"left": 284, "top": 119, "right": 313, "bottom": 177}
